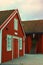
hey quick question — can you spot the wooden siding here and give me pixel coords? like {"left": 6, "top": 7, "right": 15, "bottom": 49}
{"left": 2, "top": 13, "right": 25, "bottom": 62}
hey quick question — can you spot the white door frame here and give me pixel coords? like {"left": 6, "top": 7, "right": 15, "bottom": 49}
{"left": 12, "top": 36, "right": 19, "bottom": 60}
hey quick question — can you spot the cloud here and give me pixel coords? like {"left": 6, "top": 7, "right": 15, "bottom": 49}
{"left": 18, "top": 0, "right": 43, "bottom": 20}
{"left": 0, "top": 0, "right": 43, "bottom": 20}
{"left": 0, "top": 0, "right": 15, "bottom": 10}
{"left": 20, "top": 0, "right": 43, "bottom": 13}
{"left": 0, "top": 0, "right": 14, "bottom": 6}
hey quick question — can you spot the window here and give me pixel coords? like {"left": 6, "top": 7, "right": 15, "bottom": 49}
{"left": 19, "top": 38, "right": 22, "bottom": 50}
{"left": 7, "top": 35, "right": 12, "bottom": 51}
{"left": 33, "top": 34, "right": 35, "bottom": 38}
{"left": 14, "top": 18, "right": 18, "bottom": 30}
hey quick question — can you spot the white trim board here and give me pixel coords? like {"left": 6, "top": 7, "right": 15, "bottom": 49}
{"left": 1, "top": 10, "right": 17, "bottom": 30}
{"left": 0, "top": 10, "right": 16, "bottom": 28}
{"left": 13, "top": 36, "right": 19, "bottom": 39}
{"left": 0, "top": 30, "right": 2, "bottom": 63}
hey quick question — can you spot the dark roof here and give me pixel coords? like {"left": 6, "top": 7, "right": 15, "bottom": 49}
{"left": 0, "top": 10, "right": 14, "bottom": 26}
{"left": 22, "top": 20, "right": 43, "bottom": 33}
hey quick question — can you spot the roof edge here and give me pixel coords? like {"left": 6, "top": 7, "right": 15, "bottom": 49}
{"left": 22, "top": 19, "right": 43, "bottom": 22}
{"left": 0, "top": 9, "right": 18, "bottom": 30}
{"left": 17, "top": 10, "right": 26, "bottom": 38}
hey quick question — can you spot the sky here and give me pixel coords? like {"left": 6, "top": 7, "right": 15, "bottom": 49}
{"left": 0, "top": 0, "right": 43, "bottom": 21}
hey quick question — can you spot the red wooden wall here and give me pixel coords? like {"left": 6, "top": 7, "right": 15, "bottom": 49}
{"left": 2, "top": 13, "right": 25, "bottom": 62}
{"left": 25, "top": 34, "right": 43, "bottom": 54}
{"left": 25, "top": 35, "right": 32, "bottom": 54}
{"left": 41, "top": 35, "right": 43, "bottom": 53}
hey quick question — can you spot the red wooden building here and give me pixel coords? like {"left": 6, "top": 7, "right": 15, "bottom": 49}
{"left": 0, "top": 9, "right": 25, "bottom": 63}
{"left": 22, "top": 20, "right": 43, "bottom": 54}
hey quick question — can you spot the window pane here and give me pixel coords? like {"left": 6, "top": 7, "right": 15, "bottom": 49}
{"left": 19, "top": 38, "right": 22, "bottom": 50}
{"left": 7, "top": 35, "right": 12, "bottom": 51}
{"left": 14, "top": 18, "right": 18, "bottom": 30}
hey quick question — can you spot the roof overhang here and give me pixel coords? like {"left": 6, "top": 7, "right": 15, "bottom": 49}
{"left": 0, "top": 9, "right": 26, "bottom": 38}
{"left": 0, "top": 10, "right": 18, "bottom": 30}
{"left": 25, "top": 32, "right": 43, "bottom": 35}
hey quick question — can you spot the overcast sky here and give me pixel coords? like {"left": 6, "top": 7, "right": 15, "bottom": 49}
{"left": 0, "top": 0, "right": 43, "bottom": 21}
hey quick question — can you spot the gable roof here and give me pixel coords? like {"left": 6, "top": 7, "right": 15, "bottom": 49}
{"left": 0, "top": 10, "right": 14, "bottom": 26}
{"left": 0, "top": 9, "right": 25, "bottom": 37}
{"left": 22, "top": 20, "right": 43, "bottom": 33}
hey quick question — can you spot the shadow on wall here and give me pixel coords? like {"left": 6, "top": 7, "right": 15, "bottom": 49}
{"left": 25, "top": 33, "right": 42, "bottom": 54}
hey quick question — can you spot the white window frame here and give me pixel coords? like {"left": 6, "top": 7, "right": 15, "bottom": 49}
{"left": 19, "top": 38, "right": 22, "bottom": 50}
{"left": 14, "top": 18, "right": 18, "bottom": 30}
{"left": 7, "top": 35, "right": 12, "bottom": 51}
